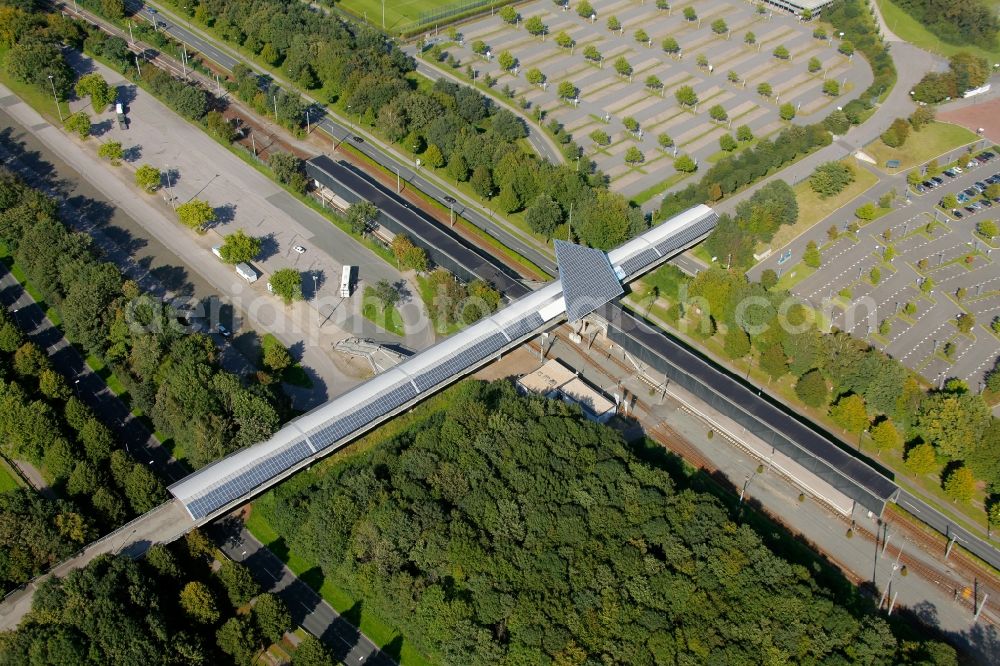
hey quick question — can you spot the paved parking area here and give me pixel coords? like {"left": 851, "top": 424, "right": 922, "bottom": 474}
{"left": 787, "top": 155, "right": 1000, "bottom": 387}
{"left": 441, "top": 0, "right": 871, "bottom": 197}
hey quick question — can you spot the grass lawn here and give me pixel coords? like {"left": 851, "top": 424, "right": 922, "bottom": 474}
{"left": 764, "top": 158, "right": 879, "bottom": 254}
{"left": 362, "top": 286, "right": 406, "bottom": 336}
{"left": 873, "top": 0, "right": 1000, "bottom": 63}
{"left": 0, "top": 459, "right": 23, "bottom": 493}
{"left": 338, "top": 0, "right": 459, "bottom": 30}
{"left": 865, "top": 122, "right": 980, "bottom": 172}
{"left": 416, "top": 275, "right": 465, "bottom": 336}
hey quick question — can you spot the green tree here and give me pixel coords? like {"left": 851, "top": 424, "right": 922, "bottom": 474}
{"left": 854, "top": 202, "right": 876, "bottom": 221}
{"left": 261, "top": 334, "right": 292, "bottom": 374}
{"left": 736, "top": 125, "right": 753, "bottom": 142}
{"left": 423, "top": 144, "right": 444, "bottom": 168}
{"left": 773, "top": 45, "right": 789, "bottom": 59}
{"left": 708, "top": 104, "right": 727, "bottom": 122}
{"left": 723, "top": 327, "right": 750, "bottom": 359}
{"left": 756, "top": 82, "right": 772, "bottom": 97}
{"left": 525, "top": 67, "right": 545, "bottom": 86}
{"left": 525, "top": 194, "right": 562, "bottom": 237}
{"left": 64, "top": 112, "right": 91, "bottom": 139}
{"left": 607, "top": 15, "right": 621, "bottom": 32}
{"left": 661, "top": 37, "right": 680, "bottom": 54}
{"left": 956, "top": 313, "right": 975, "bottom": 334}
{"left": 135, "top": 165, "right": 161, "bottom": 193}
{"left": 657, "top": 133, "right": 674, "bottom": 149}
{"left": 218, "top": 559, "right": 261, "bottom": 608}
{"left": 673, "top": 154, "right": 696, "bottom": 173}
{"left": 760, "top": 344, "right": 787, "bottom": 379}
{"left": 941, "top": 193, "right": 958, "bottom": 210}
{"left": 589, "top": 129, "right": 610, "bottom": 146}
{"left": 499, "top": 5, "right": 518, "bottom": 24}
{"left": 554, "top": 31, "right": 573, "bottom": 49}
{"left": 977, "top": 220, "right": 998, "bottom": 239}
{"left": 206, "top": 110, "right": 236, "bottom": 142}
{"left": 38, "top": 369, "right": 70, "bottom": 401}
{"left": 557, "top": 80, "right": 577, "bottom": 100}
{"left": 582, "top": 44, "right": 601, "bottom": 62}
{"left": 719, "top": 134, "right": 737, "bottom": 152}
{"left": 822, "top": 79, "right": 840, "bottom": 96}
{"left": 497, "top": 50, "right": 515, "bottom": 71}
{"left": 75, "top": 73, "right": 115, "bottom": 111}
{"left": 253, "top": 593, "right": 291, "bottom": 643}
{"left": 180, "top": 581, "right": 220, "bottom": 624}
{"left": 645, "top": 75, "right": 663, "bottom": 91}
{"left": 346, "top": 201, "right": 379, "bottom": 235}
{"left": 577, "top": 0, "right": 594, "bottom": 18}
{"left": 635, "top": 29, "right": 649, "bottom": 44}
{"left": 219, "top": 229, "right": 262, "bottom": 264}
{"left": 624, "top": 146, "right": 644, "bottom": 166}
{"left": 269, "top": 269, "right": 303, "bottom": 304}
{"left": 779, "top": 103, "right": 796, "bottom": 121}
{"left": 838, "top": 40, "right": 854, "bottom": 56}
{"left": 683, "top": 6, "right": 696, "bottom": 20}
{"left": 372, "top": 279, "right": 399, "bottom": 310}
{"left": 881, "top": 118, "right": 910, "bottom": 148}
{"left": 943, "top": 466, "right": 976, "bottom": 502}
{"left": 711, "top": 18, "right": 728, "bottom": 34}
{"left": 871, "top": 419, "right": 902, "bottom": 451}
{"left": 176, "top": 199, "right": 216, "bottom": 231}
{"left": 745, "top": 31, "right": 756, "bottom": 45}
{"left": 216, "top": 617, "right": 260, "bottom": 665}
{"left": 830, "top": 394, "right": 869, "bottom": 434}
{"left": 809, "top": 162, "right": 855, "bottom": 198}
{"left": 795, "top": 369, "right": 828, "bottom": 407}
{"left": 808, "top": 57, "right": 822, "bottom": 73}
{"left": 292, "top": 636, "right": 336, "bottom": 666}
{"left": 614, "top": 56, "right": 632, "bottom": 77}
{"left": 674, "top": 85, "right": 697, "bottom": 107}
{"left": 524, "top": 16, "right": 547, "bottom": 36}
{"left": 803, "top": 240, "right": 821, "bottom": 268}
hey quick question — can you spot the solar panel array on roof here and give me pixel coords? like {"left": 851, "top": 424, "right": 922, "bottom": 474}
{"left": 618, "top": 247, "right": 661, "bottom": 278}
{"left": 413, "top": 331, "right": 507, "bottom": 391}
{"left": 187, "top": 439, "right": 312, "bottom": 519}
{"left": 652, "top": 213, "right": 718, "bottom": 258}
{"left": 554, "top": 240, "right": 624, "bottom": 322}
{"left": 502, "top": 312, "right": 544, "bottom": 341}
{"left": 306, "top": 382, "right": 418, "bottom": 451}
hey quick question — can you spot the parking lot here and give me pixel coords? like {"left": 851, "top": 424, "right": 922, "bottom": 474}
{"left": 442, "top": 0, "right": 871, "bottom": 197}
{"left": 787, "top": 151, "right": 1000, "bottom": 388}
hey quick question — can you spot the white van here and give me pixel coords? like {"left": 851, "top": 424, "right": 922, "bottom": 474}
{"left": 235, "top": 262, "right": 258, "bottom": 283}
{"left": 211, "top": 245, "right": 223, "bottom": 259}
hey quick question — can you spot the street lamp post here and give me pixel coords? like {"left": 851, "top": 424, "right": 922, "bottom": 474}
{"left": 47, "top": 75, "right": 63, "bottom": 123}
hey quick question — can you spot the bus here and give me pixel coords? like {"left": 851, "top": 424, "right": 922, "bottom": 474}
{"left": 340, "top": 265, "right": 353, "bottom": 298}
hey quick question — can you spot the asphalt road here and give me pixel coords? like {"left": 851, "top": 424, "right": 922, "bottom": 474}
{"left": 208, "top": 519, "right": 394, "bottom": 666}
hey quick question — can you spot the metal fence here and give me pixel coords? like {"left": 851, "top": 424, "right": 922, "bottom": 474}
{"left": 395, "top": 0, "right": 514, "bottom": 35}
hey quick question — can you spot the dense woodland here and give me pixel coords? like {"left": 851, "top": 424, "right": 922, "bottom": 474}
{"left": 0, "top": 534, "right": 333, "bottom": 666}
{"left": 894, "top": 0, "right": 999, "bottom": 50}
{"left": 258, "top": 380, "right": 957, "bottom": 665}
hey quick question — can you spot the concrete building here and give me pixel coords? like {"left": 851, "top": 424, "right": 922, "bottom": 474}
{"left": 762, "top": 0, "right": 835, "bottom": 16}
{"left": 517, "top": 358, "right": 617, "bottom": 423}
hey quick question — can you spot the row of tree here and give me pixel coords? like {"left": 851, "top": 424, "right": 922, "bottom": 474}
{"left": 648, "top": 260, "right": 1000, "bottom": 521}
{"left": 0, "top": 531, "right": 335, "bottom": 665}
{"left": 894, "top": 0, "right": 999, "bottom": 50}
{"left": 912, "top": 52, "right": 992, "bottom": 103}
{"left": 257, "top": 380, "right": 959, "bottom": 664}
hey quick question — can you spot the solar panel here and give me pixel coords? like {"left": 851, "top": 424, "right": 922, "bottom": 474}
{"left": 618, "top": 247, "right": 661, "bottom": 277}
{"left": 653, "top": 214, "right": 718, "bottom": 258}
{"left": 186, "top": 439, "right": 312, "bottom": 519}
{"left": 554, "top": 240, "right": 624, "bottom": 322}
{"left": 307, "top": 382, "right": 418, "bottom": 451}
{"left": 413, "top": 331, "right": 507, "bottom": 391}
{"left": 502, "top": 312, "right": 544, "bottom": 341}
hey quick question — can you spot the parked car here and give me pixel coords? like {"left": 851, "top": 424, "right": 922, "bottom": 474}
{"left": 957, "top": 193, "right": 969, "bottom": 203}
{"left": 964, "top": 188, "right": 978, "bottom": 197}
{"left": 915, "top": 184, "right": 927, "bottom": 193}
{"left": 922, "top": 180, "right": 936, "bottom": 189}
{"left": 952, "top": 209, "right": 964, "bottom": 218}
{"left": 931, "top": 176, "right": 944, "bottom": 185}
{"left": 217, "top": 324, "right": 231, "bottom": 338}
{"left": 967, "top": 161, "right": 979, "bottom": 168}
{"left": 980, "top": 199, "right": 993, "bottom": 208}
{"left": 953, "top": 166, "right": 963, "bottom": 174}
{"left": 970, "top": 201, "right": 983, "bottom": 210}
{"left": 944, "top": 169, "right": 957, "bottom": 178}
{"left": 966, "top": 206, "right": 978, "bottom": 214}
